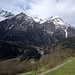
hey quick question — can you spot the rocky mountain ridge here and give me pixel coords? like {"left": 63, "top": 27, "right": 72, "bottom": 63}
{"left": 0, "top": 9, "right": 14, "bottom": 21}
{"left": 0, "top": 9, "right": 75, "bottom": 46}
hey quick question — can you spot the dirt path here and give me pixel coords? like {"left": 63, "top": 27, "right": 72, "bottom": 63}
{"left": 38, "top": 58, "right": 75, "bottom": 75}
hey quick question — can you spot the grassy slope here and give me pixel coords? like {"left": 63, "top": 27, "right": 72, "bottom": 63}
{"left": 46, "top": 57, "right": 75, "bottom": 75}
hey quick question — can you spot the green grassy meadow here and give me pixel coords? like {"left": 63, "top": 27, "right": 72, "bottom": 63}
{"left": 46, "top": 57, "right": 75, "bottom": 75}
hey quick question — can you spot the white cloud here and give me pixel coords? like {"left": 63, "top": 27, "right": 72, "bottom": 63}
{"left": 0, "top": 0, "right": 75, "bottom": 26}
{"left": 27, "top": 0, "right": 75, "bottom": 26}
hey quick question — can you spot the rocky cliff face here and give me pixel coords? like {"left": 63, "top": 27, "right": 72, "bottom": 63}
{"left": 0, "top": 10, "right": 75, "bottom": 46}
{"left": 42, "top": 16, "right": 75, "bottom": 40}
{"left": 0, "top": 12, "right": 55, "bottom": 46}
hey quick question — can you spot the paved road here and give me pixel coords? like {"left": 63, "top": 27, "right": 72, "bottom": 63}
{"left": 38, "top": 58, "right": 75, "bottom": 75}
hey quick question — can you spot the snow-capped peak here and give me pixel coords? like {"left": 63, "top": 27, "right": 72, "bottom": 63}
{"left": 0, "top": 9, "right": 14, "bottom": 21}
{"left": 51, "top": 16, "right": 59, "bottom": 19}
{"left": 16, "top": 12, "right": 33, "bottom": 22}
{"left": 33, "top": 17, "right": 46, "bottom": 24}
{"left": 53, "top": 16, "right": 70, "bottom": 26}
{"left": 47, "top": 16, "right": 71, "bottom": 28}
{"left": 46, "top": 16, "right": 71, "bottom": 38}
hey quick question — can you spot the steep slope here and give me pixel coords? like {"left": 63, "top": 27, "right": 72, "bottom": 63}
{"left": 50, "top": 16, "right": 71, "bottom": 38}
{"left": 43, "top": 16, "right": 75, "bottom": 40}
{"left": 0, "top": 12, "right": 55, "bottom": 46}
{"left": 0, "top": 10, "right": 75, "bottom": 46}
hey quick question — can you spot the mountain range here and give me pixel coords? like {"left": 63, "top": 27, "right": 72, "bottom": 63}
{"left": 0, "top": 9, "right": 75, "bottom": 47}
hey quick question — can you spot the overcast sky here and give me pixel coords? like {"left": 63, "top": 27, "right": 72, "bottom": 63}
{"left": 0, "top": 0, "right": 75, "bottom": 26}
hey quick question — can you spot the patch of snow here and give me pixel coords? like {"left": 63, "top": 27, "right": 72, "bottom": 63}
{"left": 16, "top": 15, "right": 21, "bottom": 19}
{"left": 40, "top": 20, "right": 44, "bottom": 24}
{"left": 0, "top": 12, "right": 5, "bottom": 16}
{"left": 33, "top": 17, "right": 39, "bottom": 22}
{"left": 47, "top": 30, "right": 53, "bottom": 35}
{"left": 0, "top": 17, "right": 6, "bottom": 21}
{"left": 26, "top": 18, "right": 27, "bottom": 20}
{"left": 33, "top": 17, "right": 45, "bottom": 24}
{"left": 51, "top": 16, "right": 59, "bottom": 20}
{"left": 47, "top": 16, "right": 71, "bottom": 30}
{"left": 9, "top": 25, "right": 14, "bottom": 29}
{"left": 64, "top": 29, "right": 68, "bottom": 38}
{"left": 0, "top": 9, "right": 14, "bottom": 22}
{"left": 52, "top": 18, "right": 64, "bottom": 26}
{"left": 54, "top": 19, "right": 64, "bottom": 25}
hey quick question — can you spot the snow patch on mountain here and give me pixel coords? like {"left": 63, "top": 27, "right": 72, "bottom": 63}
{"left": 50, "top": 16, "right": 71, "bottom": 28}
{"left": 0, "top": 9, "right": 72, "bottom": 38}
{"left": 64, "top": 29, "right": 68, "bottom": 38}
{"left": 9, "top": 25, "right": 14, "bottom": 29}
{"left": 33, "top": 16, "right": 71, "bottom": 38}
{"left": 0, "top": 9, "right": 14, "bottom": 22}
{"left": 46, "top": 30, "right": 53, "bottom": 35}
{"left": 46, "top": 16, "right": 72, "bottom": 38}
{"left": 0, "top": 17, "right": 6, "bottom": 21}
{"left": 33, "top": 17, "right": 46, "bottom": 24}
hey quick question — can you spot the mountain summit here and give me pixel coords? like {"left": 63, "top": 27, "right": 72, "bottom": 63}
{"left": 45, "top": 16, "right": 71, "bottom": 38}
{"left": 0, "top": 9, "right": 14, "bottom": 21}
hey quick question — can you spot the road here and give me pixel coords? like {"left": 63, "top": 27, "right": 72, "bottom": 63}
{"left": 38, "top": 58, "right": 75, "bottom": 75}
